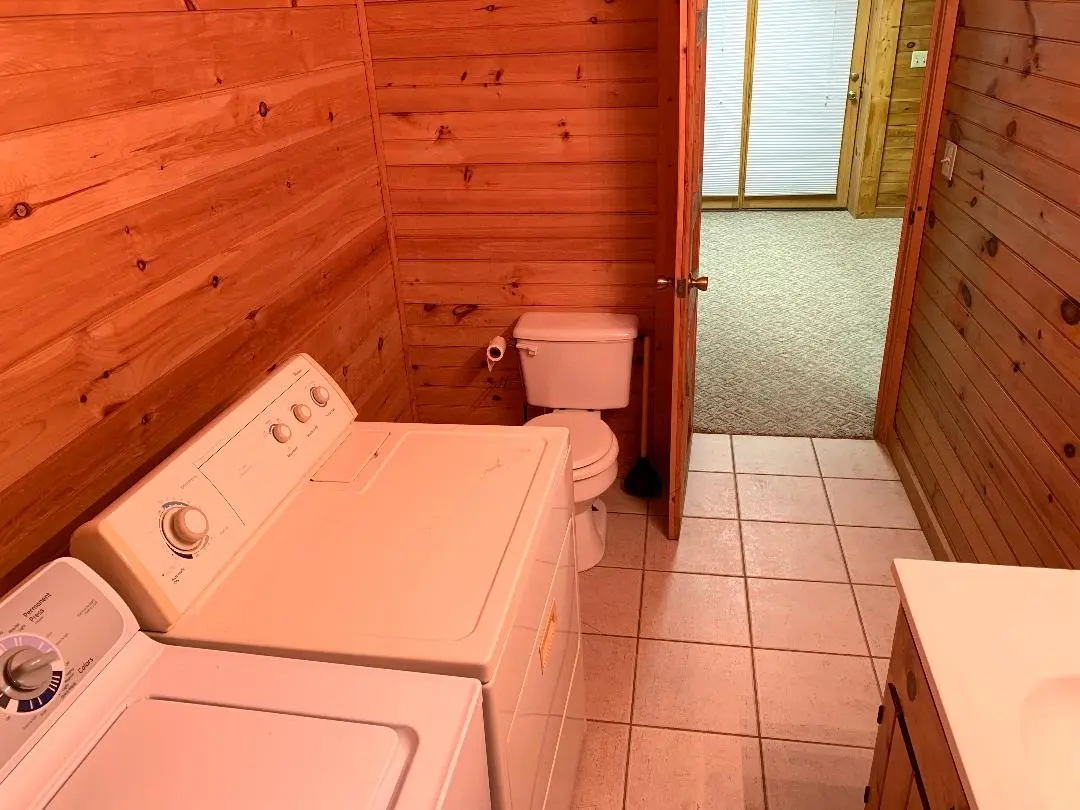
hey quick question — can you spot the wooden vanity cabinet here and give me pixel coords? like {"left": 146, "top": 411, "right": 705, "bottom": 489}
{"left": 865, "top": 611, "right": 972, "bottom": 810}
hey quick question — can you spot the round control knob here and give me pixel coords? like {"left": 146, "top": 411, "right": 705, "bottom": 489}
{"left": 271, "top": 422, "right": 292, "bottom": 443}
{"left": 292, "top": 403, "right": 312, "bottom": 423}
{"left": 310, "top": 386, "right": 330, "bottom": 407}
{"left": 165, "top": 505, "right": 210, "bottom": 550}
{"left": 3, "top": 648, "right": 58, "bottom": 695}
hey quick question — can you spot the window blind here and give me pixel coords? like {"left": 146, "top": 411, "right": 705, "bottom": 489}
{"left": 701, "top": 0, "right": 748, "bottom": 197}
{"left": 743, "top": 0, "right": 858, "bottom": 197}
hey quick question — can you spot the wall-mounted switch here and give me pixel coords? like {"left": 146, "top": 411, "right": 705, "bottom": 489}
{"left": 941, "top": 140, "right": 958, "bottom": 181}
{"left": 911, "top": 50, "right": 928, "bottom": 68}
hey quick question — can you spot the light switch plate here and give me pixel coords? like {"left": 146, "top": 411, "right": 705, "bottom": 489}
{"left": 911, "top": 50, "right": 928, "bottom": 68}
{"left": 941, "top": 140, "right": 958, "bottom": 181}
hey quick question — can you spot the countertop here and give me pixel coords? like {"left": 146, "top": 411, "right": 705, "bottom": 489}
{"left": 893, "top": 559, "right": 1080, "bottom": 810}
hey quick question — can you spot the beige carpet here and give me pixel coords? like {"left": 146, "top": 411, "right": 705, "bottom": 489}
{"left": 694, "top": 210, "right": 901, "bottom": 438}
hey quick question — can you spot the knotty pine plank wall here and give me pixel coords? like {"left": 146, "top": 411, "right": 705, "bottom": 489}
{"left": 877, "top": 0, "right": 935, "bottom": 209}
{"left": 891, "top": 0, "right": 1080, "bottom": 567}
{"left": 362, "top": 0, "right": 659, "bottom": 468}
{"left": 0, "top": 3, "right": 412, "bottom": 587}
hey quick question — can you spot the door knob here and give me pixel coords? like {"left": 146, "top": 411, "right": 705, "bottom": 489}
{"left": 689, "top": 276, "right": 709, "bottom": 291}
{"left": 656, "top": 277, "right": 674, "bottom": 290}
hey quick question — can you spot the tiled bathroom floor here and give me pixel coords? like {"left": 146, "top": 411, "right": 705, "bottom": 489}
{"left": 572, "top": 435, "right": 934, "bottom": 810}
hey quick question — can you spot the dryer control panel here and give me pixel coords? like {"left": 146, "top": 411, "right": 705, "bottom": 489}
{"left": 70, "top": 355, "right": 357, "bottom": 631}
{"left": 0, "top": 560, "right": 133, "bottom": 783}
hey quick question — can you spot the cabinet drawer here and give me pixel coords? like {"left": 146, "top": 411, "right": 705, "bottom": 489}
{"left": 885, "top": 612, "right": 970, "bottom": 810}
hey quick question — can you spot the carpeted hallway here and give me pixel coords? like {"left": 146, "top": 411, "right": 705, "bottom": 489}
{"left": 694, "top": 210, "right": 902, "bottom": 439}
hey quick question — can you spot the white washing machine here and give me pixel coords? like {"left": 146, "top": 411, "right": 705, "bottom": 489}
{"left": 0, "top": 558, "right": 489, "bottom": 810}
{"left": 71, "top": 354, "right": 585, "bottom": 810}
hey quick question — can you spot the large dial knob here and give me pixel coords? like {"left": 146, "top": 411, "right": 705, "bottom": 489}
{"left": 271, "top": 422, "right": 292, "bottom": 443}
{"left": 2, "top": 648, "right": 58, "bottom": 696}
{"left": 292, "top": 403, "right": 312, "bottom": 423}
{"left": 310, "top": 386, "right": 330, "bottom": 407}
{"left": 164, "top": 505, "right": 209, "bottom": 551}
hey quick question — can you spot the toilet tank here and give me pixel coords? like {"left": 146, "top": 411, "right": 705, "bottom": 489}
{"left": 513, "top": 313, "right": 639, "bottom": 410}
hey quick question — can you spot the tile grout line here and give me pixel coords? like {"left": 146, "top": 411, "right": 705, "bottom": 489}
{"left": 620, "top": 516, "right": 648, "bottom": 810}
{"left": 812, "top": 441, "right": 878, "bottom": 669}
{"left": 581, "top": 630, "right": 894, "bottom": 659}
{"left": 581, "top": 718, "right": 877, "bottom": 751}
{"left": 733, "top": 437, "right": 771, "bottom": 810}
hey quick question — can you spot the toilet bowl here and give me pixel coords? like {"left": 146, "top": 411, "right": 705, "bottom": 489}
{"left": 526, "top": 410, "right": 619, "bottom": 571}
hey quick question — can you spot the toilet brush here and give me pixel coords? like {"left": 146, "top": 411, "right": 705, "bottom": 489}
{"left": 623, "top": 334, "right": 663, "bottom": 499}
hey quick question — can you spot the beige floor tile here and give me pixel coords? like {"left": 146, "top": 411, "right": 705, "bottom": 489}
{"left": 873, "top": 658, "right": 889, "bottom": 694}
{"left": 583, "top": 634, "right": 637, "bottom": 723}
{"left": 634, "top": 639, "right": 758, "bottom": 734}
{"left": 733, "top": 435, "right": 819, "bottom": 476}
{"left": 813, "top": 438, "right": 899, "bottom": 480}
{"left": 644, "top": 516, "right": 742, "bottom": 576}
{"left": 762, "top": 739, "right": 874, "bottom": 810}
{"left": 737, "top": 475, "right": 833, "bottom": 524}
{"left": 742, "top": 522, "right": 846, "bottom": 582}
{"left": 684, "top": 472, "right": 738, "bottom": 518}
{"left": 640, "top": 571, "right": 750, "bottom": 645}
{"left": 597, "top": 513, "right": 647, "bottom": 569}
{"left": 570, "top": 721, "right": 629, "bottom": 810}
{"left": 838, "top": 526, "right": 933, "bottom": 585}
{"left": 853, "top": 585, "right": 900, "bottom": 657}
{"left": 748, "top": 579, "right": 867, "bottom": 655}
{"left": 579, "top": 567, "right": 642, "bottom": 637}
{"left": 600, "top": 480, "right": 648, "bottom": 515}
{"left": 825, "top": 478, "right": 919, "bottom": 529}
{"left": 626, "top": 727, "right": 765, "bottom": 810}
{"left": 690, "top": 433, "right": 733, "bottom": 472}
{"left": 754, "top": 649, "right": 880, "bottom": 747}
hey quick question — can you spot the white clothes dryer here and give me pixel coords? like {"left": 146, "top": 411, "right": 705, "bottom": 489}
{"left": 0, "top": 558, "right": 489, "bottom": 810}
{"left": 71, "top": 354, "right": 585, "bottom": 810}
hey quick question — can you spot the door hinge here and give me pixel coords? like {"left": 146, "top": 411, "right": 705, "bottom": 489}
{"left": 908, "top": 209, "right": 916, "bottom": 225}
{"left": 864, "top": 786, "right": 870, "bottom": 804}
{"left": 876, "top": 704, "right": 884, "bottom": 724}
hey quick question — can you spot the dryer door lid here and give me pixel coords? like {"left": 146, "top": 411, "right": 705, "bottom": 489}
{"left": 48, "top": 699, "right": 406, "bottom": 809}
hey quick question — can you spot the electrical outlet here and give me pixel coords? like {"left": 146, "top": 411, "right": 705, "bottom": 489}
{"left": 941, "top": 140, "right": 958, "bottom": 181}
{"left": 911, "top": 50, "right": 928, "bottom": 68}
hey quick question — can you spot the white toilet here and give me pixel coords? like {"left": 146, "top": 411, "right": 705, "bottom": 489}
{"left": 514, "top": 312, "right": 639, "bottom": 571}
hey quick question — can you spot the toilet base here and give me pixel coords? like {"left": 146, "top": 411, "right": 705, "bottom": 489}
{"left": 574, "top": 498, "right": 608, "bottom": 572}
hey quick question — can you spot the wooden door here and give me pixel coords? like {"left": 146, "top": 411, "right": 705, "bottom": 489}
{"left": 666, "top": 0, "right": 709, "bottom": 538}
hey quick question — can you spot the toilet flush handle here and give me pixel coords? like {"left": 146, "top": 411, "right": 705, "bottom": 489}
{"left": 516, "top": 340, "right": 540, "bottom": 357}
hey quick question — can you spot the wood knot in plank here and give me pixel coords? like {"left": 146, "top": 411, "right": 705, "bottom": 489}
{"left": 10, "top": 202, "right": 32, "bottom": 219}
{"left": 136, "top": 259, "right": 147, "bottom": 271}
{"left": 258, "top": 101, "right": 270, "bottom": 118}
{"left": 1061, "top": 298, "right": 1080, "bottom": 326}
{"left": 451, "top": 304, "right": 478, "bottom": 319}
{"left": 377, "top": 336, "right": 385, "bottom": 350}
{"left": 463, "top": 165, "right": 474, "bottom": 184}
{"left": 985, "top": 235, "right": 998, "bottom": 256}
{"left": 1066, "top": 444, "right": 1077, "bottom": 459}
{"left": 211, "top": 275, "right": 221, "bottom": 288}
{"left": 588, "top": 15, "right": 599, "bottom": 23}
{"left": 960, "top": 283, "right": 972, "bottom": 308}
{"left": 927, "top": 209, "right": 935, "bottom": 229}
{"left": 328, "top": 110, "right": 335, "bottom": 122}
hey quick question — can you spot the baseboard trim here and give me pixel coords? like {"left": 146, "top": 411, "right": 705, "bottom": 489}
{"left": 886, "top": 430, "right": 955, "bottom": 562}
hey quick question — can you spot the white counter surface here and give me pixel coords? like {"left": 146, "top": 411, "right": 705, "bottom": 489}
{"left": 893, "top": 559, "right": 1080, "bottom": 810}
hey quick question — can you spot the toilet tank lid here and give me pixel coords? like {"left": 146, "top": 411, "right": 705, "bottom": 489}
{"left": 513, "top": 312, "right": 639, "bottom": 342}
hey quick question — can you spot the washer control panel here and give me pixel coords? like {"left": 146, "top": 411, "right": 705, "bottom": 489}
{"left": 0, "top": 560, "right": 128, "bottom": 778}
{"left": 71, "top": 355, "right": 358, "bottom": 630}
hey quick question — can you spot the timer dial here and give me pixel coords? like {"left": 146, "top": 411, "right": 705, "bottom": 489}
{"left": 271, "top": 423, "right": 292, "bottom": 443}
{"left": 292, "top": 403, "right": 312, "bottom": 423}
{"left": 0, "top": 636, "right": 64, "bottom": 714}
{"left": 310, "top": 386, "right": 330, "bottom": 407}
{"left": 162, "top": 505, "right": 210, "bottom": 554}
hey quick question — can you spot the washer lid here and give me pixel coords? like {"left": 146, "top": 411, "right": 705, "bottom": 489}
{"left": 529, "top": 412, "right": 614, "bottom": 469}
{"left": 48, "top": 699, "right": 406, "bottom": 809}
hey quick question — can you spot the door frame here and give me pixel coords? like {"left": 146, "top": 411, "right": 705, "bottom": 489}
{"left": 699, "top": 0, "right": 874, "bottom": 209}
{"left": 654, "top": 0, "right": 961, "bottom": 536}
{"left": 874, "top": 0, "right": 960, "bottom": 440}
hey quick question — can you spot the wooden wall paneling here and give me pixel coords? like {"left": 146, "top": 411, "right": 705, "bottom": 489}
{"left": 366, "top": 0, "right": 661, "bottom": 470}
{"left": 0, "top": 6, "right": 412, "bottom": 585}
{"left": 354, "top": 0, "right": 418, "bottom": 420}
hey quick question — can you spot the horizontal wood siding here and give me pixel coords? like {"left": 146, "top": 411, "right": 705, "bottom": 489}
{"left": 365, "top": 0, "right": 657, "bottom": 455}
{"left": 0, "top": 4, "right": 411, "bottom": 587}
{"left": 878, "top": 0, "right": 935, "bottom": 209}
{"left": 894, "top": 0, "right": 1080, "bottom": 566}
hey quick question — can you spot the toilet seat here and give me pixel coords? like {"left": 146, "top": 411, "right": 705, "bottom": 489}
{"left": 526, "top": 412, "right": 617, "bottom": 481}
